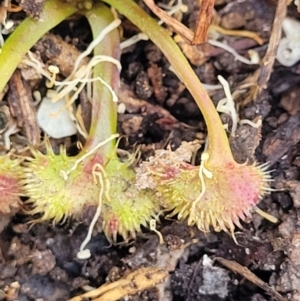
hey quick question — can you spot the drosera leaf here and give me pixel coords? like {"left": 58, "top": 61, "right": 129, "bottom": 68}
{"left": 136, "top": 141, "right": 275, "bottom": 237}
{"left": 101, "top": 157, "right": 160, "bottom": 242}
{"left": 0, "top": 153, "right": 24, "bottom": 216}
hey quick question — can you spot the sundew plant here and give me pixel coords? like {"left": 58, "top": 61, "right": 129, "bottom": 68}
{"left": 0, "top": 0, "right": 274, "bottom": 250}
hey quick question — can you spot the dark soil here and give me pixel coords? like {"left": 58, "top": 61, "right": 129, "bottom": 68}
{"left": 1, "top": 0, "right": 300, "bottom": 300}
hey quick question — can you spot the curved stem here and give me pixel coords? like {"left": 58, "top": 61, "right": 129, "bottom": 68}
{"left": 83, "top": 4, "right": 120, "bottom": 159}
{"left": 101, "top": 0, "right": 233, "bottom": 163}
{"left": 0, "top": 0, "right": 78, "bottom": 92}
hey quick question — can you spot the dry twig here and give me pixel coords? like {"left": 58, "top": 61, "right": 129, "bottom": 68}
{"left": 68, "top": 266, "right": 168, "bottom": 301}
{"left": 215, "top": 257, "right": 287, "bottom": 301}
{"left": 239, "top": 0, "right": 289, "bottom": 105}
{"left": 143, "top": 0, "right": 194, "bottom": 43}
{"left": 192, "top": 0, "right": 215, "bottom": 44}
{"left": 7, "top": 70, "right": 40, "bottom": 147}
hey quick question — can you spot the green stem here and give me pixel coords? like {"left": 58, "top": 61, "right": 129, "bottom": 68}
{"left": 101, "top": 0, "right": 233, "bottom": 163}
{"left": 0, "top": 0, "right": 78, "bottom": 92}
{"left": 84, "top": 5, "right": 120, "bottom": 159}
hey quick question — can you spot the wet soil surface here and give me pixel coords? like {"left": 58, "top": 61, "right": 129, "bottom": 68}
{"left": 1, "top": 0, "right": 300, "bottom": 300}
